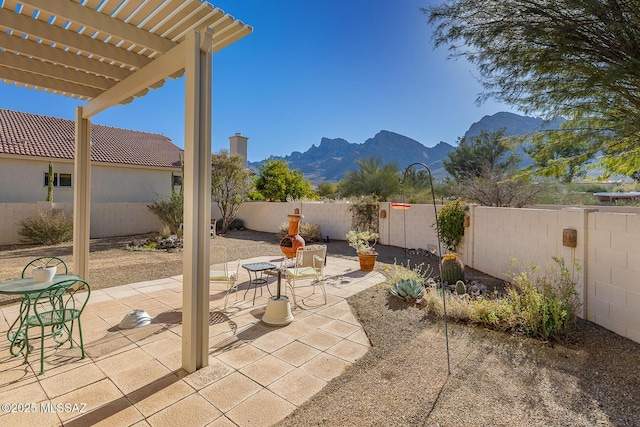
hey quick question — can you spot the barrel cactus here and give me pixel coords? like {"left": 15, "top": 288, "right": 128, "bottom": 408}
{"left": 441, "top": 253, "right": 464, "bottom": 285}
{"left": 455, "top": 280, "right": 467, "bottom": 295}
{"left": 390, "top": 278, "right": 424, "bottom": 301}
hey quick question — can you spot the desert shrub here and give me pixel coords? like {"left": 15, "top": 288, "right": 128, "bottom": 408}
{"left": 18, "top": 209, "right": 73, "bottom": 245}
{"left": 435, "top": 199, "right": 468, "bottom": 252}
{"left": 507, "top": 256, "right": 581, "bottom": 339}
{"left": 469, "top": 296, "right": 515, "bottom": 331}
{"left": 382, "top": 260, "right": 432, "bottom": 286}
{"left": 422, "top": 256, "right": 580, "bottom": 341}
{"left": 148, "top": 192, "right": 183, "bottom": 235}
{"left": 277, "top": 221, "right": 322, "bottom": 242}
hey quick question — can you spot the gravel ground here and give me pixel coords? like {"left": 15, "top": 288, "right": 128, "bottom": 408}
{"left": 1, "top": 230, "right": 638, "bottom": 426}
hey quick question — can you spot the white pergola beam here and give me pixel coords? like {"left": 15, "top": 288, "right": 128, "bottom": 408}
{"left": 0, "top": 32, "right": 132, "bottom": 81}
{"left": 82, "top": 40, "right": 186, "bottom": 118}
{"left": 0, "top": 9, "right": 150, "bottom": 69}
{"left": 0, "top": 64, "right": 100, "bottom": 98}
{"left": 0, "top": 51, "right": 112, "bottom": 90}
{"left": 20, "top": 0, "right": 176, "bottom": 53}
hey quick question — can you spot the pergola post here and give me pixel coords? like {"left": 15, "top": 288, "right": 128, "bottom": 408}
{"left": 73, "top": 107, "right": 91, "bottom": 280}
{"left": 182, "top": 28, "right": 213, "bottom": 372}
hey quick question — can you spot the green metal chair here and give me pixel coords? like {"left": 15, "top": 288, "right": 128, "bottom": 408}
{"left": 21, "top": 256, "right": 68, "bottom": 278}
{"left": 24, "top": 279, "right": 90, "bottom": 374}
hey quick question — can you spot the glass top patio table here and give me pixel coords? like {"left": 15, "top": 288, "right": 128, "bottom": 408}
{"left": 0, "top": 274, "right": 80, "bottom": 357}
{"left": 241, "top": 262, "right": 276, "bottom": 305}
{"left": 0, "top": 274, "right": 80, "bottom": 295}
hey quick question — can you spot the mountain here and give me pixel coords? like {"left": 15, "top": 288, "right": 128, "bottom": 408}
{"left": 465, "top": 111, "right": 564, "bottom": 138}
{"left": 247, "top": 112, "right": 564, "bottom": 182}
{"left": 248, "top": 130, "right": 455, "bottom": 181}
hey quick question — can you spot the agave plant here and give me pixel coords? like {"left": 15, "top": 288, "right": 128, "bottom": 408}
{"left": 390, "top": 278, "right": 424, "bottom": 301}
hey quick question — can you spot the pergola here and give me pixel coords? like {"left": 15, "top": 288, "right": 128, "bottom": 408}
{"left": 0, "top": 0, "right": 252, "bottom": 372}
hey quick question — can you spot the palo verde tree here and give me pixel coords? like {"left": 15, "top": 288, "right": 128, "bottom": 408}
{"left": 211, "top": 150, "right": 252, "bottom": 233}
{"left": 252, "top": 158, "right": 316, "bottom": 202}
{"left": 338, "top": 156, "right": 400, "bottom": 201}
{"left": 426, "top": 0, "right": 640, "bottom": 178}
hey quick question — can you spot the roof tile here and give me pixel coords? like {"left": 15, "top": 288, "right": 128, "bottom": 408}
{"left": 0, "top": 109, "right": 182, "bottom": 168}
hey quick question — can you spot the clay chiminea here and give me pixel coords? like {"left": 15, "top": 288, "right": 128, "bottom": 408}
{"left": 280, "top": 213, "right": 305, "bottom": 259}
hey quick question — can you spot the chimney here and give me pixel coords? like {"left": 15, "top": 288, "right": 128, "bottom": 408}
{"left": 228, "top": 132, "right": 248, "bottom": 166}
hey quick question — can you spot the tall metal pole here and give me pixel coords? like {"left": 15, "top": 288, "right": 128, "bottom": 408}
{"left": 400, "top": 162, "right": 451, "bottom": 375}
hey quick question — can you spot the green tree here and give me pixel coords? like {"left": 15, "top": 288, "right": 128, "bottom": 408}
{"left": 444, "top": 130, "right": 545, "bottom": 207}
{"left": 211, "top": 150, "right": 252, "bottom": 233}
{"left": 252, "top": 158, "right": 316, "bottom": 202}
{"left": 338, "top": 156, "right": 400, "bottom": 201}
{"left": 426, "top": 0, "right": 640, "bottom": 177}
{"left": 316, "top": 182, "right": 339, "bottom": 199}
{"left": 443, "top": 129, "right": 519, "bottom": 181}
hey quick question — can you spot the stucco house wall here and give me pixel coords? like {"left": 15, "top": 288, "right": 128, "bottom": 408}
{"left": 0, "top": 109, "right": 182, "bottom": 204}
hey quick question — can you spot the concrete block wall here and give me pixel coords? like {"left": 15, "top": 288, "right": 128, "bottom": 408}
{"left": 0, "top": 202, "right": 161, "bottom": 245}
{"left": 91, "top": 203, "right": 163, "bottom": 238}
{"left": 586, "top": 212, "right": 640, "bottom": 343}
{"left": 230, "top": 202, "right": 352, "bottom": 241}
{"left": 379, "top": 202, "right": 440, "bottom": 253}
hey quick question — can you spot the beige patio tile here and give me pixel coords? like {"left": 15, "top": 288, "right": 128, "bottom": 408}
{"left": 320, "top": 319, "right": 361, "bottom": 338}
{"left": 39, "top": 362, "right": 106, "bottom": 398}
{"left": 131, "top": 420, "right": 152, "bottom": 427}
{"left": 239, "top": 354, "right": 294, "bottom": 386}
{"left": 276, "top": 319, "right": 314, "bottom": 340}
{"left": 316, "top": 299, "right": 353, "bottom": 317}
{"left": 299, "top": 313, "right": 334, "bottom": 329}
{"left": 272, "top": 341, "right": 320, "bottom": 367}
{"left": 155, "top": 348, "right": 182, "bottom": 372}
{"left": 268, "top": 368, "right": 327, "bottom": 406}
{"left": 225, "top": 389, "right": 295, "bottom": 427}
{"left": 182, "top": 359, "right": 233, "bottom": 391}
{"left": 84, "top": 334, "right": 137, "bottom": 360}
{"left": 214, "top": 343, "right": 267, "bottom": 370}
{"left": 200, "top": 371, "right": 262, "bottom": 412}
{"left": 147, "top": 393, "right": 221, "bottom": 427}
{"left": 326, "top": 339, "right": 370, "bottom": 363}
{"left": 0, "top": 406, "right": 61, "bottom": 426}
{"left": 139, "top": 333, "right": 182, "bottom": 358}
{"left": 127, "top": 373, "right": 194, "bottom": 418}
{"left": 298, "top": 329, "right": 342, "bottom": 351}
{"left": 346, "top": 328, "right": 371, "bottom": 346}
{"left": 250, "top": 329, "right": 295, "bottom": 353}
{"left": 63, "top": 397, "right": 144, "bottom": 426}
{"left": 0, "top": 355, "right": 37, "bottom": 393}
{"left": 0, "top": 380, "right": 47, "bottom": 407}
{"left": 206, "top": 415, "right": 236, "bottom": 427}
{"left": 51, "top": 378, "right": 125, "bottom": 422}
{"left": 96, "top": 347, "right": 171, "bottom": 395}
{"left": 301, "top": 353, "right": 350, "bottom": 381}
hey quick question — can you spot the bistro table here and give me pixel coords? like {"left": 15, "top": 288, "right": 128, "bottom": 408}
{"left": 241, "top": 262, "right": 276, "bottom": 305}
{"left": 0, "top": 274, "right": 80, "bottom": 357}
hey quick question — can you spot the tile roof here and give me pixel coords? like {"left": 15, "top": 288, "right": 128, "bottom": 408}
{"left": 0, "top": 109, "right": 182, "bottom": 168}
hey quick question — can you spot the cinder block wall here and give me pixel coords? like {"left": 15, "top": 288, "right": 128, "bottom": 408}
{"left": 1, "top": 200, "right": 639, "bottom": 345}
{"left": 586, "top": 212, "right": 640, "bottom": 343}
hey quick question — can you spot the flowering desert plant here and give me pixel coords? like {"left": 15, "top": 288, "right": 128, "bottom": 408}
{"left": 346, "top": 230, "right": 379, "bottom": 254}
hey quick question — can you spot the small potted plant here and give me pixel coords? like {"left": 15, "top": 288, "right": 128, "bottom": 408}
{"left": 346, "top": 230, "right": 379, "bottom": 271}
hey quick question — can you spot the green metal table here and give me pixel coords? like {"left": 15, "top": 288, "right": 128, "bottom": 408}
{"left": 0, "top": 274, "right": 80, "bottom": 357}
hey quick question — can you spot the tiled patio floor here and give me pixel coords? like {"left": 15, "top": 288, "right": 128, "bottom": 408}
{"left": 0, "top": 255, "right": 383, "bottom": 426}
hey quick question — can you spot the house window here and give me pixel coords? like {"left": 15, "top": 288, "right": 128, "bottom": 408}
{"left": 172, "top": 174, "right": 182, "bottom": 187}
{"left": 44, "top": 172, "right": 72, "bottom": 188}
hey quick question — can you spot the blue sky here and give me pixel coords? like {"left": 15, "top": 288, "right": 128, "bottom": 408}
{"left": 0, "top": 0, "right": 518, "bottom": 162}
